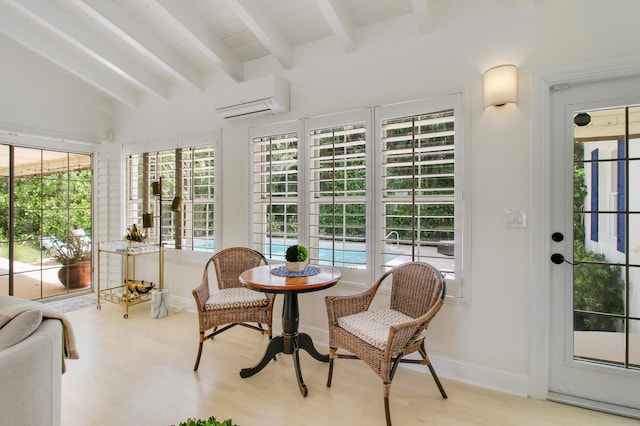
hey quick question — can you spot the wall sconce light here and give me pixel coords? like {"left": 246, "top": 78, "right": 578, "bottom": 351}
{"left": 171, "top": 196, "right": 183, "bottom": 212}
{"left": 483, "top": 64, "right": 517, "bottom": 108}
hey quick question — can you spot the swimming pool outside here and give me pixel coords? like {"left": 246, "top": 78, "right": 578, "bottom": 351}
{"left": 257, "top": 238, "right": 455, "bottom": 273}
{"left": 189, "top": 237, "right": 454, "bottom": 273}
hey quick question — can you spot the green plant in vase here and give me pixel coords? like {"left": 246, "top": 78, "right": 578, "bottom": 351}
{"left": 174, "top": 416, "right": 235, "bottom": 426}
{"left": 285, "top": 244, "right": 309, "bottom": 272}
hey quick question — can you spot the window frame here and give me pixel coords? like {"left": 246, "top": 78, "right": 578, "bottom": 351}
{"left": 0, "top": 140, "right": 94, "bottom": 299}
{"left": 123, "top": 134, "right": 219, "bottom": 252}
{"left": 249, "top": 121, "right": 301, "bottom": 261}
{"left": 306, "top": 109, "right": 372, "bottom": 275}
{"left": 250, "top": 94, "right": 465, "bottom": 297}
{"left": 375, "top": 94, "right": 463, "bottom": 297}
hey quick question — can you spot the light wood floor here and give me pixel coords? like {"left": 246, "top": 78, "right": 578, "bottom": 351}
{"left": 60, "top": 300, "right": 640, "bottom": 426}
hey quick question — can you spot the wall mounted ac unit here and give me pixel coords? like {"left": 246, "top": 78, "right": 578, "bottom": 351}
{"left": 215, "top": 74, "right": 290, "bottom": 120}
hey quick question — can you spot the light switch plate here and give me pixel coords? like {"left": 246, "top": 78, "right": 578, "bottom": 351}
{"left": 505, "top": 208, "right": 527, "bottom": 228}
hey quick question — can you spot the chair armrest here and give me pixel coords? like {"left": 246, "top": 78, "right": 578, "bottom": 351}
{"left": 325, "top": 284, "right": 379, "bottom": 324}
{"left": 192, "top": 277, "right": 210, "bottom": 313}
{"left": 266, "top": 293, "right": 276, "bottom": 309}
{"left": 385, "top": 298, "right": 444, "bottom": 356}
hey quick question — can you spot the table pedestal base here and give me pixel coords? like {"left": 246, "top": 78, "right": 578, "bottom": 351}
{"left": 239, "top": 293, "right": 328, "bottom": 397}
{"left": 240, "top": 332, "right": 327, "bottom": 397}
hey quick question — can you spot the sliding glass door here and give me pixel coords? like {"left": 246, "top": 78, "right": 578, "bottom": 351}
{"left": 0, "top": 144, "right": 92, "bottom": 300}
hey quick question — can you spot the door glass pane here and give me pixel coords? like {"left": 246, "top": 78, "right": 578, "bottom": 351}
{"left": 573, "top": 106, "right": 637, "bottom": 368}
{"left": 630, "top": 319, "right": 640, "bottom": 368}
{"left": 574, "top": 317, "right": 625, "bottom": 365}
{"left": 0, "top": 145, "right": 8, "bottom": 296}
{"left": 3, "top": 146, "right": 92, "bottom": 299}
{"left": 0, "top": 242, "right": 7, "bottom": 297}
{"left": 630, "top": 266, "right": 640, "bottom": 319}
{"left": 12, "top": 271, "right": 43, "bottom": 300}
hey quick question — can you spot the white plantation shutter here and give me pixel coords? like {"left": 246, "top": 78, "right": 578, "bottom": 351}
{"left": 251, "top": 132, "right": 299, "bottom": 260}
{"left": 249, "top": 96, "right": 463, "bottom": 297}
{"left": 378, "top": 94, "right": 462, "bottom": 297}
{"left": 308, "top": 121, "right": 368, "bottom": 269}
{"left": 190, "top": 145, "right": 215, "bottom": 251}
{"left": 96, "top": 145, "right": 123, "bottom": 289}
{"left": 125, "top": 140, "right": 216, "bottom": 252}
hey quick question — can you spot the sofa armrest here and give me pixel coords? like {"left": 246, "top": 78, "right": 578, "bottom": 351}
{"left": 0, "top": 318, "right": 62, "bottom": 426}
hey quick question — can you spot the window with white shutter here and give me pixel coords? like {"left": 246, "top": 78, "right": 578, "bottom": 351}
{"left": 125, "top": 143, "right": 215, "bottom": 252}
{"left": 377, "top": 94, "right": 461, "bottom": 296}
{"left": 309, "top": 121, "right": 367, "bottom": 269}
{"left": 251, "top": 131, "right": 299, "bottom": 260}
{"left": 250, "top": 94, "right": 463, "bottom": 297}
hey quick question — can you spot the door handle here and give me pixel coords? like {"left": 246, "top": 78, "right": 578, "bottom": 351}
{"left": 551, "top": 253, "right": 574, "bottom": 265}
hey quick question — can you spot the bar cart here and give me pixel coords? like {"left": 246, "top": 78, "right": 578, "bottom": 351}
{"left": 97, "top": 241, "right": 165, "bottom": 318}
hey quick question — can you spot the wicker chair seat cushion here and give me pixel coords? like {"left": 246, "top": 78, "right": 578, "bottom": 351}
{"left": 204, "top": 287, "right": 269, "bottom": 310}
{"left": 337, "top": 308, "right": 413, "bottom": 350}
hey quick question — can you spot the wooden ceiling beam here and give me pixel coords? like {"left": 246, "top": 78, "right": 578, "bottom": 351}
{"left": 72, "top": 0, "right": 204, "bottom": 91}
{"left": 0, "top": 2, "right": 138, "bottom": 108}
{"left": 315, "top": 0, "right": 356, "bottom": 52}
{"left": 148, "top": 0, "right": 244, "bottom": 83}
{"left": 225, "top": 0, "right": 293, "bottom": 69}
{"left": 4, "top": 0, "right": 168, "bottom": 100}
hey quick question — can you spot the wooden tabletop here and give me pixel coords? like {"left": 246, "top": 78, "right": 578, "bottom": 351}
{"left": 239, "top": 264, "right": 341, "bottom": 294}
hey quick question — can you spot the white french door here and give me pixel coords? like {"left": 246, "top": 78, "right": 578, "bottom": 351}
{"left": 548, "top": 75, "right": 640, "bottom": 417}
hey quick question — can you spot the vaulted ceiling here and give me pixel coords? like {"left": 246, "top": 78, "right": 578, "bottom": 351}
{"left": 0, "top": 0, "right": 441, "bottom": 109}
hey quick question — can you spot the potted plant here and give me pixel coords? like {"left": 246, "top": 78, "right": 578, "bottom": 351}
{"left": 48, "top": 231, "right": 92, "bottom": 289}
{"left": 174, "top": 416, "right": 235, "bottom": 426}
{"left": 285, "top": 244, "right": 309, "bottom": 272}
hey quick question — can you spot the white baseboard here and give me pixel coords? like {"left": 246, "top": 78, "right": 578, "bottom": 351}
{"left": 167, "top": 294, "right": 196, "bottom": 313}
{"left": 290, "top": 322, "right": 532, "bottom": 398}
{"left": 169, "top": 294, "right": 531, "bottom": 398}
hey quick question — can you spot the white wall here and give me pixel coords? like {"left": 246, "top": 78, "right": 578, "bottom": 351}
{"left": 4, "top": 0, "right": 640, "bottom": 400}
{"left": 0, "top": 34, "right": 112, "bottom": 142}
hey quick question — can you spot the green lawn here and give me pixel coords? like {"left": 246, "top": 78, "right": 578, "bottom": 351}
{"left": 0, "top": 242, "right": 44, "bottom": 264}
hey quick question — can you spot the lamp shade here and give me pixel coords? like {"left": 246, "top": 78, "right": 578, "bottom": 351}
{"left": 142, "top": 213, "right": 154, "bottom": 229}
{"left": 171, "top": 196, "right": 183, "bottom": 212}
{"left": 483, "top": 64, "right": 517, "bottom": 108}
{"left": 151, "top": 181, "right": 162, "bottom": 196}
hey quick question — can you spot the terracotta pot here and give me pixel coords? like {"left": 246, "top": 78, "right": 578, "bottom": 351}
{"left": 58, "top": 261, "right": 92, "bottom": 289}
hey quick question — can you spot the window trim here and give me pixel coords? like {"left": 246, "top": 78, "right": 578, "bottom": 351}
{"left": 375, "top": 94, "right": 464, "bottom": 297}
{"left": 249, "top": 121, "right": 301, "bottom": 260}
{"left": 124, "top": 133, "right": 220, "bottom": 252}
{"left": 305, "top": 109, "right": 372, "bottom": 281}
{"left": 250, "top": 94, "right": 465, "bottom": 298}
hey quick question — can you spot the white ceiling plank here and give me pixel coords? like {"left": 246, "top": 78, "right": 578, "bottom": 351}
{"left": 71, "top": 0, "right": 204, "bottom": 91}
{"left": 410, "top": 0, "right": 436, "bottom": 34}
{"left": 4, "top": 0, "right": 168, "bottom": 100}
{"left": 148, "top": 0, "right": 244, "bottom": 82}
{"left": 315, "top": 0, "right": 356, "bottom": 52}
{"left": 225, "top": 0, "right": 293, "bottom": 69}
{"left": 0, "top": 3, "right": 138, "bottom": 108}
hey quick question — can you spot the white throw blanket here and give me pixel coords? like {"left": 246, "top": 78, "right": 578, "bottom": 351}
{"left": 0, "top": 295, "right": 79, "bottom": 372}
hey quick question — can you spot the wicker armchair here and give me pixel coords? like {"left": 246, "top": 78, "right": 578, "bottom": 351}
{"left": 192, "top": 247, "right": 274, "bottom": 371}
{"left": 325, "top": 262, "right": 447, "bottom": 426}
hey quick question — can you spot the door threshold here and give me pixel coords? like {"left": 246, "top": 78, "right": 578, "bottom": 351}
{"left": 548, "top": 392, "right": 640, "bottom": 420}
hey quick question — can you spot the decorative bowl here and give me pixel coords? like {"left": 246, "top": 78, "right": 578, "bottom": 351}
{"left": 126, "top": 280, "right": 155, "bottom": 294}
